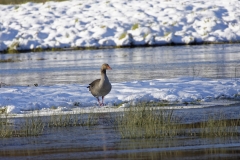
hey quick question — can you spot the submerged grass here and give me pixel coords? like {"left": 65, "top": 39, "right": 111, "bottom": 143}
{"left": 0, "top": 58, "right": 21, "bottom": 63}
{"left": 116, "top": 104, "right": 180, "bottom": 139}
{"left": 199, "top": 113, "right": 240, "bottom": 137}
{"left": 0, "top": 112, "right": 99, "bottom": 138}
{"left": 0, "top": 114, "right": 13, "bottom": 138}
{"left": 20, "top": 114, "right": 44, "bottom": 136}
{"left": 116, "top": 103, "right": 240, "bottom": 139}
{"left": 47, "top": 112, "right": 99, "bottom": 127}
{"left": 0, "top": 113, "right": 44, "bottom": 137}
{"left": 1, "top": 103, "right": 240, "bottom": 139}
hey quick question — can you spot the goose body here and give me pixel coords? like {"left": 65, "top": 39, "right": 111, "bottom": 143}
{"left": 87, "top": 63, "right": 112, "bottom": 106}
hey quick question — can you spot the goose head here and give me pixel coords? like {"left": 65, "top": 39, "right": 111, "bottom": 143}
{"left": 101, "top": 63, "right": 112, "bottom": 71}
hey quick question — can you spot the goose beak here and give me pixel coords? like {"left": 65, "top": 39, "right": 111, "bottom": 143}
{"left": 107, "top": 66, "right": 112, "bottom": 70}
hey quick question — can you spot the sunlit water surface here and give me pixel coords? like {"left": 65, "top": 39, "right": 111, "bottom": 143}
{"left": 1, "top": 44, "right": 240, "bottom": 159}
{"left": 1, "top": 44, "right": 240, "bottom": 86}
{"left": 1, "top": 105, "right": 240, "bottom": 159}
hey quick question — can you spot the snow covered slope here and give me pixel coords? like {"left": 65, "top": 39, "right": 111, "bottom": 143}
{"left": 0, "top": 0, "right": 240, "bottom": 51}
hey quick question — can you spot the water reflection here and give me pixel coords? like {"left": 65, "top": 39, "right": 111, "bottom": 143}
{"left": 116, "top": 137, "right": 240, "bottom": 160}
{"left": 1, "top": 132, "right": 240, "bottom": 160}
{"left": 1, "top": 107, "right": 240, "bottom": 159}
{"left": 0, "top": 44, "right": 240, "bottom": 85}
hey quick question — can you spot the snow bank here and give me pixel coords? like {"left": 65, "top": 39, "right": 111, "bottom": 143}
{"left": 0, "top": 0, "right": 240, "bottom": 51}
{"left": 0, "top": 77, "right": 240, "bottom": 115}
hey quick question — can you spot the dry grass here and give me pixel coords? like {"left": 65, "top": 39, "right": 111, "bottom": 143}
{"left": 1, "top": 103, "right": 240, "bottom": 139}
{"left": 116, "top": 103, "right": 240, "bottom": 139}
{"left": 0, "top": 58, "right": 21, "bottom": 63}
{"left": 118, "top": 32, "right": 127, "bottom": 40}
{"left": 116, "top": 104, "right": 180, "bottom": 139}
{"left": 47, "top": 112, "right": 99, "bottom": 127}
{"left": 0, "top": 112, "right": 99, "bottom": 138}
{"left": 0, "top": 114, "right": 44, "bottom": 137}
{"left": 131, "top": 23, "right": 139, "bottom": 30}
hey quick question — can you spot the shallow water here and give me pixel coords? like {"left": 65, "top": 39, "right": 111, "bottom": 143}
{"left": 1, "top": 44, "right": 240, "bottom": 86}
{"left": 1, "top": 105, "right": 240, "bottom": 160}
{"left": 1, "top": 44, "right": 240, "bottom": 159}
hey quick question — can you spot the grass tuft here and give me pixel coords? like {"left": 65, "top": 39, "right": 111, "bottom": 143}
{"left": 131, "top": 23, "right": 139, "bottom": 30}
{"left": 1, "top": 103, "right": 239, "bottom": 139}
{"left": 0, "top": 58, "right": 21, "bottom": 63}
{"left": 75, "top": 18, "right": 78, "bottom": 23}
{"left": 65, "top": 32, "right": 70, "bottom": 38}
{"left": 0, "top": 114, "right": 13, "bottom": 138}
{"left": 20, "top": 114, "right": 44, "bottom": 136}
{"left": 164, "top": 32, "right": 171, "bottom": 37}
{"left": 47, "top": 112, "right": 99, "bottom": 127}
{"left": 0, "top": 111, "right": 99, "bottom": 138}
{"left": 116, "top": 103, "right": 179, "bottom": 139}
{"left": 198, "top": 113, "right": 240, "bottom": 137}
{"left": 118, "top": 32, "right": 127, "bottom": 40}
{"left": 116, "top": 103, "right": 240, "bottom": 139}
{"left": 7, "top": 41, "right": 20, "bottom": 53}
{"left": 0, "top": 107, "right": 7, "bottom": 114}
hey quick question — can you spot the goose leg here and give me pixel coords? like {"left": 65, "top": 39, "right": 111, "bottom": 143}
{"left": 96, "top": 97, "right": 102, "bottom": 106}
{"left": 101, "top": 96, "right": 105, "bottom": 106}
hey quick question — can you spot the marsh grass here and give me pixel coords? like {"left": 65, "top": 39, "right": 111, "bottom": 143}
{"left": 47, "top": 112, "right": 99, "bottom": 127}
{"left": 0, "top": 0, "right": 66, "bottom": 5}
{"left": 199, "top": 113, "right": 240, "bottom": 137}
{"left": 19, "top": 114, "right": 44, "bottom": 136}
{"left": 0, "top": 58, "right": 21, "bottom": 63}
{"left": 0, "top": 113, "right": 44, "bottom": 137}
{"left": 0, "top": 114, "right": 14, "bottom": 138}
{"left": 116, "top": 104, "right": 180, "bottom": 139}
{"left": 1, "top": 104, "right": 240, "bottom": 139}
{"left": 116, "top": 104, "right": 240, "bottom": 139}
{"left": 0, "top": 112, "right": 99, "bottom": 138}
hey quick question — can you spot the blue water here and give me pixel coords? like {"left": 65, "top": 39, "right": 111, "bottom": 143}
{"left": 1, "top": 44, "right": 240, "bottom": 159}
{"left": 0, "top": 44, "right": 240, "bottom": 85}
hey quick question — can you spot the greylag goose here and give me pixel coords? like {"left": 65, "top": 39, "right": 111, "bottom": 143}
{"left": 87, "top": 63, "right": 112, "bottom": 106}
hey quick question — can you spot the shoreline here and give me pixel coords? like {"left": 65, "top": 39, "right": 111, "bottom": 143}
{"left": 1, "top": 41, "right": 240, "bottom": 54}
